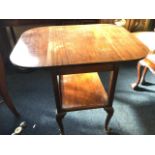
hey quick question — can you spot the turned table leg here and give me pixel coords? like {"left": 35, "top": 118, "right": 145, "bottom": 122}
{"left": 140, "top": 66, "right": 148, "bottom": 85}
{"left": 131, "top": 62, "right": 148, "bottom": 90}
{"left": 104, "top": 66, "right": 118, "bottom": 133}
{"left": 56, "top": 112, "right": 66, "bottom": 135}
{"left": 104, "top": 107, "right": 114, "bottom": 133}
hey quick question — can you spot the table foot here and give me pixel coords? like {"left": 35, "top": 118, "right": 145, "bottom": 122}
{"left": 131, "top": 82, "right": 139, "bottom": 90}
{"left": 56, "top": 112, "right": 66, "bottom": 135}
{"left": 104, "top": 106, "right": 114, "bottom": 133}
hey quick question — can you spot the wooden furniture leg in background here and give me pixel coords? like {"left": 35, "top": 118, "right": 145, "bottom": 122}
{"left": 131, "top": 32, "right": 155, "bottom": 90}
{"left": 140, "top": 66, "right": 148, "bottom": 85}
{"left": 9, "top": 26, "right": 17, "bottom": 44}
{"left": 131, "top": 62, "right": 148, "bottom": 90}
{"left": 0, "top": 54, "right": 19, "bottom": 116}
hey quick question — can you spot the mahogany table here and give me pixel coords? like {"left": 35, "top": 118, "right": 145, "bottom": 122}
{"left": 10, "top": 24, "right": 149, "bottom": 133}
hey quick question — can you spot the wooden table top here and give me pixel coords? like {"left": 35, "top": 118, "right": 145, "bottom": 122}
{"left": 10, "top": 24, "right": 149, "bottom": 68}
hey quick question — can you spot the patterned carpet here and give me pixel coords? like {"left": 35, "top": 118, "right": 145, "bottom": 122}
{"left": 0, "top": 61, "right": 155, "bottom": 135}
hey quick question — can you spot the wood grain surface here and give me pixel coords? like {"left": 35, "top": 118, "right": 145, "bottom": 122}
{"left": 61, "top": 73, "right": 108, "bottom": 111}
{"left": 10, "top": 24, "right": 149, "bottom": 68}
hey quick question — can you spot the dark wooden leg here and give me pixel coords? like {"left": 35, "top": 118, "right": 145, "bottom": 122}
{"left": 140, "top": 67, "right": 148, "bottom": 85}
{"left": 104, "top": 66, "right": 118, "bottom": 133}
{"left": 108, "top": 66, "right": 119, "bottom": 106}
{"left": 56, "top": 112, "right": 66, "bottom": 135}
{"left": 0, "top": 55, "right": 19, "bottom": 117}
{"left": 131, "top": 62, "right": 145, "bottom": 90}
{"left": 9, "top": 26, "right": 17, "bottom": 44}
{"left": 52, "top": 74, "right": 65, "bottom": 134}
{"left": 0, "top": 89, "right": 20, "bottom": 117}
{"left": 104, "top": 107, "right": 114, "bottom": 133}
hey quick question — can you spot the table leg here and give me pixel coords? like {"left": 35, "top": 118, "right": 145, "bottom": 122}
{"left": 140, "top": 66, "right": 148, "bottom": 85}
{"left": 51, "top": 74, "right": 65, "bottom": 135}
{"left": 104, "top": 106, "right": 114, "bottom": 133}
{"left": 105, "top": 66, "right": 119, "bottom": 133}
{"left": 9, "top": 26, "right": 17, "bottom": 44}
{"left": 131, "top": 62, "right": 148, "bottom": 90}
{"left": 108, "top": 66, "right": 119, "bottom": 106}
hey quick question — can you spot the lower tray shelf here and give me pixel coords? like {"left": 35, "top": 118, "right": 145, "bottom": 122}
{"left": 60, "top": 72, "right": 108, "bottom": 111}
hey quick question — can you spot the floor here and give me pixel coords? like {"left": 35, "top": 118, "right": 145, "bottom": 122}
{"left": 0, "top": 61, "right": 155, "bottom": 135}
